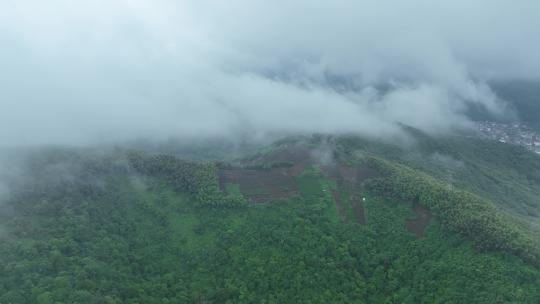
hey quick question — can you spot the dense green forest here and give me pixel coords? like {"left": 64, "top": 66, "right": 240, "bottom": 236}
{"left": 363, "top": 157, "right": 540, "bottom": 266}
{"left": 336, "top": 132, "right": 540, "bottom": 225}
{"left": 1, "top": 135, "right": 540, "bottom": 303}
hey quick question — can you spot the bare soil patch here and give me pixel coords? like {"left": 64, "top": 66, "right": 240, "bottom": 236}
{"left": 322, "top": 163, "right": 380, "bottom": 188}
{"left": 356, "top": 165, "right": 380, "bottom": 184}
{"left": 350, "top": 194, "right": 366, "bottom": 224}
{"left": 223, "top": 145, "right": 381, "bottom": 206}
{"left": 219, "top": 166, "right": 303, "bottom": 203}
{"left": 332, "top": 190, "right": 348, "bottom": 222}
{"left": 405, "top": 204, "right": 433, "bottom": 238}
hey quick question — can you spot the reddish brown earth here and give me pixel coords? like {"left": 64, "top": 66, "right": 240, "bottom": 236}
{"left": 219, "top": 166, "right": 303, "bottom": 203}
{"left": 332, "top": 190, "right": 348, "bottom": 222}
{"left": 219, "top": 146, "right": 313, "bottom": 203}
{"left": 289, "top": 163, "right": 305, "bottom": 176}
{"left": 339, "top": 166, "right": 358, "bottom": 184}
{"left": 350, "top": 194, "right": 366, "bottom": 225}
{"left": 322, "top": 164, "right": 371, "bottom": 224}
{"left": 322, "top": 164, "right": 376, "bottom": 225}
{"left": 220, "top": 146, "right": 381, "bottom": 207}
{"left": 405, "top": 204, "right": 433, "bottom": 238}
{"left": 322, "top": 163, "right": 380, "bottom": 187}
{"left": 321, "top": 165, "right": 341, "bottom": 181}
{"left": 356, "top": 165, "right": 380, "bottom": 184}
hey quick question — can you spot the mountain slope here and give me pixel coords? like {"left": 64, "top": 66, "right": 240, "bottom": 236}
{"left": 1, "top": 136, "right": 539, "bottom": 303}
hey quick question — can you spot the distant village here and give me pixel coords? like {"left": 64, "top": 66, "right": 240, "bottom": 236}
{"left": 476, "top": 121, "right": 540, "bottom": 154}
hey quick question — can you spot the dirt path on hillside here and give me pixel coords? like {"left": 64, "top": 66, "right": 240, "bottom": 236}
{"left": 332, "top": 190, "right": 348, "bottom": 222}
{"left": 350, "top": 194, "right": 366, "bottom": 224}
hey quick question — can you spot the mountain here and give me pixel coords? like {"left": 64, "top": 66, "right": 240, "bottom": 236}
{"left": 1, "top": 132, "right": 540, "bottom": 303}
{"left": 492, "top": 80, "right": 540, "bottom": 130}
{"left": 469, "top": 80, "right": 540, "bottom": 131}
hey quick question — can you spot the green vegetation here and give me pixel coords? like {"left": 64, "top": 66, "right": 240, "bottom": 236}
{"left": 1, "top": 139, "right": 540, "bottom": 303}
{"left": 364, "top": 157, "right": 540, "bottom": 267}
{"left": 336, "top": 131, "right": 540, "bottom": 224}
{"left": 2, "top": 172, "right": 539, "bottom": 303}
{"left": 296, "top": 166, "right": 339, "bottom": 222}
{"left": 127, "top": 151, "right": 246, "bottom": 208}
{"left": 224, "top": 183, "right": 241, "bottom": 196}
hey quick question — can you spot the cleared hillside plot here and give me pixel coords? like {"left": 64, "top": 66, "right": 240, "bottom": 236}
{"left": 331, "top": 190, "right": 347, "bottom": 221}
{"left": 321, "top": 163, "right": 380, "bottom": 186}
{"left": 405, "top": 203, "right": 433, "bottom": 238}
{"left": 220, "top": 144, "right": 381, "bottom": 226}
{"left": 321, "top": 163, "right": 378, "bottom": 224}
{"left": 218, "top": 167, "right": 301, "bottom": 203}
{"left": 350, "top": 194, "right": 367, "bottom": 225}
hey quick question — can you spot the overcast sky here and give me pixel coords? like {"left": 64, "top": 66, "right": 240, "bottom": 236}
{"left": 0, "top": 0, "right": 539, "bottom": 146}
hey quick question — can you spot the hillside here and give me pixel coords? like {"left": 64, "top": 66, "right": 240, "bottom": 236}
{"left": 336, "top": 132, "right": 540, "bottom": 227}
{"left": 1, "top": 134, "right": 540, "bottom": 303}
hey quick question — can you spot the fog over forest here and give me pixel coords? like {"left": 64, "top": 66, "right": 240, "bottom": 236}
{"left": 1, "top": 0, "right": 540, "bottom": 146}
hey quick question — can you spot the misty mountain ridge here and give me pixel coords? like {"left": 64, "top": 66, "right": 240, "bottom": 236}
{"left": 1, "top": 131, "right": 540, "bottom": 303}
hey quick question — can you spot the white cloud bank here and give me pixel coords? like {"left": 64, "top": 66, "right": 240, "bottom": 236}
{"left": 0, "top": 0, "right": 539, "bottom": 146}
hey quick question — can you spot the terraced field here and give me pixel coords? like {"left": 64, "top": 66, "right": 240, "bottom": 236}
{"left": 219, "top": 167, "right": 300, "bottom": 203}
{"left": 219, "top": 146, "right": 387, "bottom": 229}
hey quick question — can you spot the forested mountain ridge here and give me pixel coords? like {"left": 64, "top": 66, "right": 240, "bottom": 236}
{"left": 1, "top": 134, "right": 539, "bottom": 303}
{"left": 336, "top": 132, "right": 540, "bottom": 225}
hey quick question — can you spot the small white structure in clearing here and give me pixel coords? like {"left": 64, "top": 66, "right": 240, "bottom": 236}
{"left": 362, "top": 197, "right": 366, "bottom": 202}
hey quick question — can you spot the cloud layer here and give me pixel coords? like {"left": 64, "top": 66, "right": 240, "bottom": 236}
{"left": 1, "top": 0, "right": 539, "bottom": 146}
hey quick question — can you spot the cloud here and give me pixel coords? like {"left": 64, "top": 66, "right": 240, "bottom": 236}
{"left": 0, "top": 154, "right": 16, "bottom": 209}
{"left": 0, "top": 0, "right": 539, "bottom": 147}
{"left": 0, "top": 183, "right": 8, "bottom": 204}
